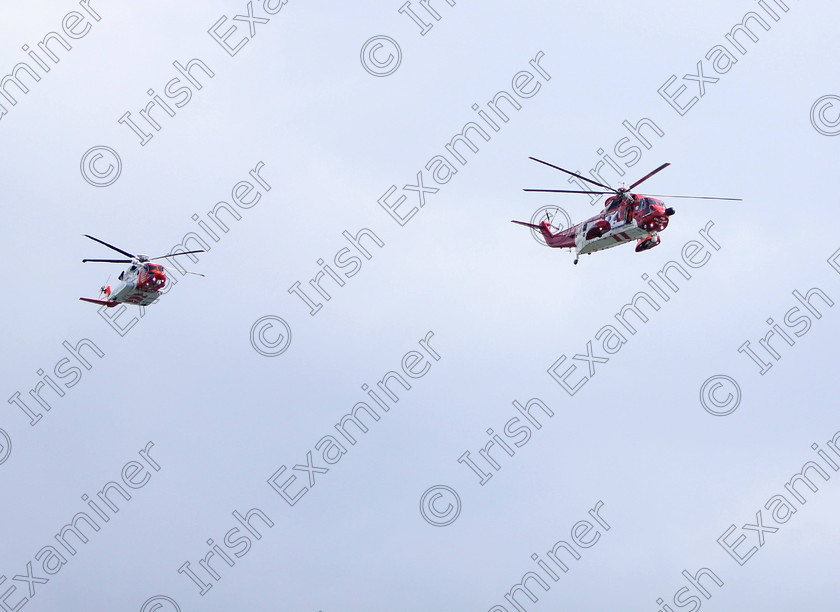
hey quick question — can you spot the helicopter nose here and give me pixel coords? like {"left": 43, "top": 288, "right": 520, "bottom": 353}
{"left": 665, "top": 207, "right": 675, "bottom": 216}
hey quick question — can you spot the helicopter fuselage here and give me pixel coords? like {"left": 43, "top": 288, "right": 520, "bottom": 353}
{"left": 82, "top": 261, "right": 168, "bottom": 308}
{"left": 541, "top": 194, "right": 673, "bottom": 259}
{"left": 514, "top": 157, "right": 738, "bottom": 264}
{"left": 111, "top": 262, "right": 167, "bottom": 306}
{"left": 79, "top": 235, "right": 204, "bottom": 308}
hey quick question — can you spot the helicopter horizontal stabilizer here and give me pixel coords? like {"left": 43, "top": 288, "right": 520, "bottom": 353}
{"left": 79, "top": 297, "right": 119, "bottom": 307}
{"left": 510, "top": 220, "right": 542, "bottom": 230}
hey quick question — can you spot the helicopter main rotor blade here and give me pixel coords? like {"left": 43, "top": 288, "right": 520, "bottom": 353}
{"left": 159, "top": 263, "right": 205, "bottom": 277}
{"left": 528, "top": 157, "right": 617, "bottom": 193}
{"left": 83, "top": 235, "right": 135, "bottom": 259}
{"left": 641, "top": 193, "right": 742, "bottom": 201}
{"left": 148, "top": 250, "right": 207, "bottom": 261}
{"left": 523, "top": 189, "right": 614, "bottom": 195}
{"left": 627, "top": 163, "right": 671, "bottom": 191}
{"left": 82, "top": 258, "right": 133, "bottom": 264}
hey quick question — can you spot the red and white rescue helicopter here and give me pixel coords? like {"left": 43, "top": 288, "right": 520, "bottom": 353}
{"left": 79, "top": 235, "right": 204, "bottom": 307}
{"left": 513, "top": 158, "right": 740, "bottom": 264}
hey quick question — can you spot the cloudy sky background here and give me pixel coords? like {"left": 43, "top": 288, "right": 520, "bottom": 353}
{"left": 1, "top": 1, "right": 839, "bottom": 610}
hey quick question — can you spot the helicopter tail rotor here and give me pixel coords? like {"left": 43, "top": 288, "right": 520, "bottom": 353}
{"left": 99, "top": 275, "right": 112, "bottom": 298}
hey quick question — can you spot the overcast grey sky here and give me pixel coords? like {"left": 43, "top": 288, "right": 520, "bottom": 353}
{"left": 1, "top": 1, "right": 839, "bottom": 610}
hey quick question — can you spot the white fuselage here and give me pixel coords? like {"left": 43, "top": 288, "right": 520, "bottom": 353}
{"left": 576, "top": 217, "right": 648, "bottom": 255}
{"left": 109, "top": 263, "right": 162, "bottom": 306}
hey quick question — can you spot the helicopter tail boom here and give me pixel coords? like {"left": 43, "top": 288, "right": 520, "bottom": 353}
{"left": 511, "top": 219, "right": 574, "bottom": 248}
{"left": 511, "top": 219, "right": 557, "bottom": 243}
